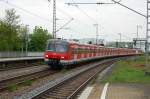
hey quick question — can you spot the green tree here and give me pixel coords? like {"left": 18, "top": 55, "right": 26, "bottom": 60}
{"left": 29, "top": 26, "right": 52, "bottom": 51}
{"left": 18, "top": 25, "right": 29, "bottom": 52}
{"left": 4, "top": 9, "right": 20, "bottom": 27}
{"left": 0, "top": 9, "right": 21, "bottom": 51}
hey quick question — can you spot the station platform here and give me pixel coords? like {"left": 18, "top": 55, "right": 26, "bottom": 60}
{"left": 0, "top": 57, "right": 43, "bottom": 62}
{"left": 78, "top": 83, "right": 150, "bottom": 99}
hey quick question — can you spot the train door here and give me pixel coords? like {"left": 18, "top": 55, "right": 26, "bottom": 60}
{"left": 93, "top": 47, "right": 96, "bottom": 57}
{"left": 87, "top": 46, "right": 90, "bottom": 58}
{"left": 110, "top": 48, "right": 112, "bottom": 56}
{"left": 97, "top": 47, "right": 100, "bottom": 56}
{"left": 89, "top": 46, "right": 92, "bottom": 58}
{"left": 84, "top": 46, "right": 87, "bottom": 58}
{"left": 107, "top": 48, "right": 110, "bottom": 56}
{"left": 77, "top": 46, "right": 81, "bottom": 59}
{"left": 101, "top": 48, "right": 104, "bottom": 56}
{"left": 81, "top": 46, "right": 84, "bottom": 59}
{"left": 71, "top": 44, "right": 78, "bottom": 61}
{"left": 70, "top": 45, "right": 74, "bottom": 60}
{"left": 99, "top": 47, "right": 102, "bottom": 57}
{"left": 96, "top": 47, "right": 98, "bottom": 56}
{"left": 92, "top": 47, "right": 94, "bottom": 57}
{"left": 104, "top": 48, "right": 107, "bottom": 56}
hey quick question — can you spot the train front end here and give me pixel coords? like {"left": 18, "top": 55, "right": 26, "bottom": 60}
{"left": 44, "top": 39, "right": 69, "bottom": 69}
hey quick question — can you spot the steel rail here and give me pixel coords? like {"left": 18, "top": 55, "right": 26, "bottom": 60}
{"left": 31, "top": 60, "right": 116, "bottom": 99}
{"left": 67, "top": 63, "right": 114, "bottom": 99}
{"left": 0, "top": 69, "right": 57, "bottom": 92}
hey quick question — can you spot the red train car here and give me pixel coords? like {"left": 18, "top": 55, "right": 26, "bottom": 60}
{"left": 44, "top": 39, "right": 142, "bottom": 69}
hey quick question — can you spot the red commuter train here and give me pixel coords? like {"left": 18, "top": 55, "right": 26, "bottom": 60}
{"left": 44, "top": 39, "right": 142, "bottom": 69}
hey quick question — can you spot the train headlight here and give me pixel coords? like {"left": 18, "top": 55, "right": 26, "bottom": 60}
{"left": 45, "top": 55, "right": 49, "bottom": 58}
{"left": 61, "top": 56, "right": 64, "bottom": 59}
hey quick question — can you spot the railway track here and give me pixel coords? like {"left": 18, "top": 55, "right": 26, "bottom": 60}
{"left": 0, "top": 57, "right": 131, "bottom": 99}
{"left": 31, "top": 60, "right": 115, "bottom": 99}
{"left": 0, "top": 58, "right": 113, "bottom": 93}
{"left": 0, "top": 69, "right": 57, "bottom": 92}
{"left": 0, "top": 57, "right": 44, "bottom": 71}
{"left": 0, "top": 59, "right": 107, "bottom": 93}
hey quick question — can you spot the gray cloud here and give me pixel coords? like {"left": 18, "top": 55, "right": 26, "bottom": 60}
{"left": 0, "top": 0, "right": 146, "bottom": 41}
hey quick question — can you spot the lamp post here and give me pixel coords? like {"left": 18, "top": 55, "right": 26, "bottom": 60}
{"left": 93, "top": 24, "right": 98, "bottom": 45}
{"left": 136, "top": 25, "right": 142, "bottom": 40}
{"left": 25, "top": 25, "right": 29, "bottom": 56}
{"left": 118, "top": 33, "right": 121, "bottom": 47}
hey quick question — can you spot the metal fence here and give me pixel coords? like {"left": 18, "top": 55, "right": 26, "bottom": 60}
{"left": 27, "top": 52, "right": 44, "bottom": 57}
{"left": 0, "top": 52, "right": 44, "bottom": 58}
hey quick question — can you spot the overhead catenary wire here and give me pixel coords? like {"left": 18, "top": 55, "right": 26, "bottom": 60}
{"left": 111, "top": 0, "right": 146, "bottom": 18}
{"left": 57, "top": 8, "right": 73, "bottom": 19}
{"left": 57, "top": 7, "right": 91, "bottom": 27}
{"left": 1, "top": 0, "right": 52, "bottom": 23}
{"left": 51, "top": 1, "right": 94, "bottom": 33}
{"left": 46, "top": 0, "right": 87, "bottom": 36}
{"left": 47, "top": 0, "right": 73, "bottom": 20}
{"left": 76, "top": 7, "right": 97, "bottom": 23}
{"left": 56, "top": 18, "right": 74, "bottom": 33}
{"left": 70, "top": 0, "right": 97, "bottom": 24}
{"left": 46, "top": 0, "right": 89, "bottom": 37}
{"left": 67, "top": 0, "right": 123, "bottom": 5}
{"left": 1, "top": 0, "right": 98, "bottom": 36}
{"left": 54, "top": 0, "right": 98, "bottom": 38}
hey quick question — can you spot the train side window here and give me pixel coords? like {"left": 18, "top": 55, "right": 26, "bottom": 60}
{"left": 78, "top": 48, "right": 80, "bottom": 54}
{"left": 73, "top": 48, "right": 78, "bottom": 54}
{"left": 72, "top": 48, "right": 75, "bottom": 54}
{"left": 76, "top": 48, "right": 78, "bottom": 54}
{"left": 83, "top": 48, "right": 85, "bottom": 53}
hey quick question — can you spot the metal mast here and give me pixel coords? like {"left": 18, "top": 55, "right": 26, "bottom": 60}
{"left": 146, "top": 0, "right": 150, "bottom": 69}
{"left": 53, "top": 0, "right": 56, "bottom": 39}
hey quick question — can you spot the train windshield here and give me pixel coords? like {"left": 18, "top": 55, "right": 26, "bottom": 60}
{"left": 47, "top": 41, "right": 68, "bottom": 53}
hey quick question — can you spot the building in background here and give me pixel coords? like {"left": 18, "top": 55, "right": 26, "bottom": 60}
{"left": 78, "top": 38, "right": 104, "bottom": 45}
{"left": 133, "top": 38, "right": 150, "bottom": 52}
{"left": 106, "top": 39, "right": 150, "bottom": 52}
{"left": 105, "top": 41, "right": 134, "bottom": 49}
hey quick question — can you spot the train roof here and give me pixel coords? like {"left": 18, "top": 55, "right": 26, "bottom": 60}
{"left": 48, "top": 39, "right": 106, "bottom": 48}
{"left": 47, "top": 39, "right": 136, "bottom": 50}
{"left": 47, "top": 39, "right": 69, "bottom": 44}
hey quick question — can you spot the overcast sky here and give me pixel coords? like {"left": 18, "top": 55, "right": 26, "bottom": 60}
{"left": 0, "top": 0, "right": 147, "bottom": 42}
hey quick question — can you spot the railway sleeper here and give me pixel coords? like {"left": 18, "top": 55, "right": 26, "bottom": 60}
{"left": 52, "top": 89, "right": 75, "bottom": 92}
{"left": 46, "top": 94, "right": 69, "bottom": 99}
{"left": 50, "top": 91, "right": 73, "bottom": 95}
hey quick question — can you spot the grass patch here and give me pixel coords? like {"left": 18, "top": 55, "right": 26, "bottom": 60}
{"left": 102, "top": 56, "right": 150, "bottom": 84}
{"left": 7, "top": 80, "right": 33, "bottom": 92}
{"left": 7, "top": 84, "right": 18, "bottom": 92}
{"left": 61, "top": 68, "right": 68, "bottom": 73}
{"left": 22, "top": 79, "right": 33, "bottom": 86}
